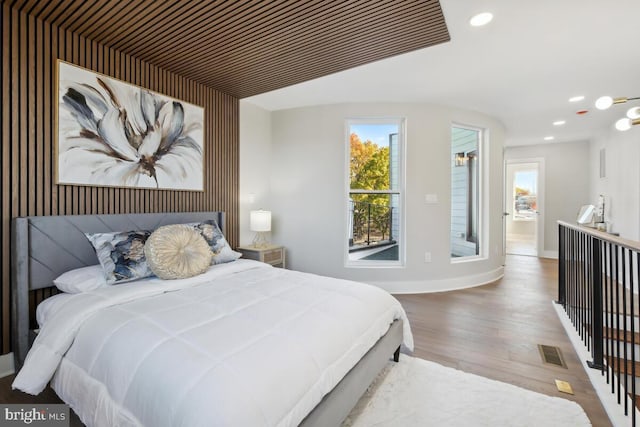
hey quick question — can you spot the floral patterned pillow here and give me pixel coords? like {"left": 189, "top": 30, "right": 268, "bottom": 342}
{"left": 85, "top": 229, "right": 154, "bottom": 284}
{"left": 191, "top": 220, "right": 242, "bottom": 264}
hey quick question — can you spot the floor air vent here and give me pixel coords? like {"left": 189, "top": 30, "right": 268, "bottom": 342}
{"left": 538, "top": 344, "right": 567, "bottom": 368}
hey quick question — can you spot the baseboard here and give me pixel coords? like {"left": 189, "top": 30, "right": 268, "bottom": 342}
{"left": 553, "top": 302, "right": 638, "bottom": 427}
{"left": 370, "top": 266, "right": 504, "bottom": 294}
{"left": 540, "top": 250, "right": 558, "bottom": 259}
{"left": 0, "top": 352, "right": 14, "bottom": 378}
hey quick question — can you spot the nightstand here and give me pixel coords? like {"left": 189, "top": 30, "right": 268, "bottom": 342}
{"left": 237, "top": 245, "right": 286, "bottom": 268}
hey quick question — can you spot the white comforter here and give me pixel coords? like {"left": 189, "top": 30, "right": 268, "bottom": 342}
{"left": 13, "top": 260, "right": 413, "bottom": 427}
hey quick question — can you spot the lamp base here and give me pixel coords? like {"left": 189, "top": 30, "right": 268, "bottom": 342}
{"left": 252, "top": 232, "right": 269, "bottom": 249}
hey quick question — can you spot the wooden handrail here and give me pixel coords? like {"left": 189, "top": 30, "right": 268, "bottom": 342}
{"left": 558, "top": 220, "right": 640, "bottom": 253}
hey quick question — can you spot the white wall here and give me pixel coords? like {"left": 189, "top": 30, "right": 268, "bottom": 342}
{"left": 504, "top": 141, "right": 590, "bottom": 256}
{"left": 263, "top": 102, "right": 505, "bottom": 293}
{"left": 239, "top": 101, "right": 272, "bottom": 246}
{"left": 589, "top": 129, "right": 640, "bottom": 240}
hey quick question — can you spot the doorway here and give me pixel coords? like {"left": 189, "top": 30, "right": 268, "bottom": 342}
{"left": 505, "top": 160, "right": 543, "bottom": 256}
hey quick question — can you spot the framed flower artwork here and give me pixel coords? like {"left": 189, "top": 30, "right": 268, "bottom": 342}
{"left": 56, "top": 60, "right": 204, "bottom": 191}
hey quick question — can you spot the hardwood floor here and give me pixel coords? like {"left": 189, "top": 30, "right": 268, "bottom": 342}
{"left": 0, "top": 254, "right": 611, "bottom": 426}
{"left": 506, "top": 232, "right": 537, "bottom": 256}
{"left": 395, "top": 254, "right": 612, "bottom": 427}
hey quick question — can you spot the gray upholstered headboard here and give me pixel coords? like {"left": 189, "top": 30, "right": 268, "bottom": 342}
{"left": 11, "top": 211, "right": 225, "bottom": 368}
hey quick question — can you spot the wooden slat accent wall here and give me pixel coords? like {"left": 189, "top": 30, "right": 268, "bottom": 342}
{"left": 0, "top": 4, "right": 239, "bottom": 355}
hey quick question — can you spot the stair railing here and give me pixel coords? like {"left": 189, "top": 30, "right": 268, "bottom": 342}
{"left": 558, "top": 221, "right": 640, "bottom": 425}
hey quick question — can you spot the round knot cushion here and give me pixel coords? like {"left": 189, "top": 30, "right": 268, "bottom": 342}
{"left": 144, "top": 224, "right": 213, "bottom": 280}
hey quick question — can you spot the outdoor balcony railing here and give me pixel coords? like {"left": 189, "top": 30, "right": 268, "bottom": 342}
{"left": 349, "top": 200, "right": 395, "bottom": 251}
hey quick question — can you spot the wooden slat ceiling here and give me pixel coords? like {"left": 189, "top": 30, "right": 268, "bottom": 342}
{"left": 5, "top": 0, "right": 450, "bottom": 98}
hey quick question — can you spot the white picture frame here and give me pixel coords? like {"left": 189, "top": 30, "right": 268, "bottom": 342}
{"left": 56, "top": 60, "right": 205, "bottom": 191}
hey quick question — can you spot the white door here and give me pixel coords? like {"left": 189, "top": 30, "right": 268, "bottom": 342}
{"left": 505, "top": 159, "right": 544, "bottom": 257}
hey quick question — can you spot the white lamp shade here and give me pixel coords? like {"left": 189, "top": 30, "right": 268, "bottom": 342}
{"left": 250, "top": 210, "right": 272, "bottom": 232}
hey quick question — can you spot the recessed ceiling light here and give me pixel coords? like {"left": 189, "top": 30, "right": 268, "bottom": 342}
{"left": 553, "top": 120, "right": 566, "bottom": 126}
{"left": 544, "top": 136, "right": 555, "bottom": 141}
{"left": 470, "top": 12, "right": 493, "bottom": 27}
{"left": 569, "top": 96, "right": 585, "bottom": 102}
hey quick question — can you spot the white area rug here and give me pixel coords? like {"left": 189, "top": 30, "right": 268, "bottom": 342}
{"left": 344, "top": 355, "right": 592, "bottom": 427}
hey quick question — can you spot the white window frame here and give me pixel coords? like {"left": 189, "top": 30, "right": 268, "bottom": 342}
{"left": 450, "top": 123, "right": 489, "bottom": 263}
{"left": 344, "top": 117, "right": 406, "bottom": 268}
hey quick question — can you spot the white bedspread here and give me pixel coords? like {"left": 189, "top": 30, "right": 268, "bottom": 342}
{"left": 14, "top": 260, "right": 412, "bottom": 427}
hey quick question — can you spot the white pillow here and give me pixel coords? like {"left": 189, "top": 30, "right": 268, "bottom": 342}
{"left": 53, "top": 264, "right": 108, "bottom": 293}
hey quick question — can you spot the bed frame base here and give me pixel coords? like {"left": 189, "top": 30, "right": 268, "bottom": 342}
{"left": 299, "top": 319, "right": 403, "bottom": 427}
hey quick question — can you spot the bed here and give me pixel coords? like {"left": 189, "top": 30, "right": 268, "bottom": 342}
{"left": 11, "top": 211, "right": 412, "bottom": 427}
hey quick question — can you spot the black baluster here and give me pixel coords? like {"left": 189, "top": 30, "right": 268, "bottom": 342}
{"left": 616, "top": 244, "right": 621, "bottom": 404}
{"left": 558, "top": 225, "right": 566, "bottom": 306}
{"left": 631, "top": 250, "right": 637, "bottom": 424}
{"left": 605, "top": 241, "right": 611, "bottom": 383}
{"left": 623, "top": 248, "right": 629, "bottom": 415}
{"left": 609, "top": 243, "right": 618, "bottom": 393}
{"left": 581, "top": 232, "right": 585, "bottom": 342}
{"left": 589, "top": 237, "right": 604, "bottom": 369}
{"left": 572, "top": 228, "right": 576, "bottom": 325}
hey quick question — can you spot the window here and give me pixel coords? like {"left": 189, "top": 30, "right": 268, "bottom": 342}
{"left": 451, "top": 125, "right": 483, "bottom": 259}
{"left": 346, "top": 119, "right": 404, "bottom": 265}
